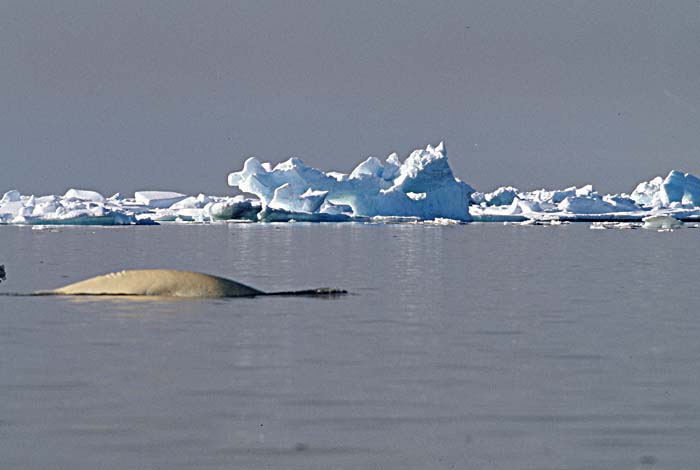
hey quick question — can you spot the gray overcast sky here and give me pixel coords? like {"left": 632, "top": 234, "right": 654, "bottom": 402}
{"left": 1, "top": 0, "right": 699, "bottom": 196}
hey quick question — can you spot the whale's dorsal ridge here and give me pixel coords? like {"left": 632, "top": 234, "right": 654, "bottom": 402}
{"left": 37, "top": 268, "right": 346, "bottom": 298}
{"left": 50, "top": 269, "right": 263, "bottom": 298}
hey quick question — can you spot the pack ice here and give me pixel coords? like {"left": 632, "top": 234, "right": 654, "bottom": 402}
{"left": 471, "top": 169, "right": 700, "bottom": 224}
{"left": 0, "top": 188, "right": 259, "bottom": 226}
{"left": 2, "top": 142, "right": 700, "bottom": 226}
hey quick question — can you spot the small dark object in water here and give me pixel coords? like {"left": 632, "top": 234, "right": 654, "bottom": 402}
{"left": 0, "top": 265, "right": 6, "bottom": 283}
{"left": 265, "top": 287, "right": 348, "bottom": 297}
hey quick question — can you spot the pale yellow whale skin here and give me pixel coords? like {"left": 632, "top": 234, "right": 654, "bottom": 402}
{"left": 49, "top": 269, "right": 263, "bottom": 298}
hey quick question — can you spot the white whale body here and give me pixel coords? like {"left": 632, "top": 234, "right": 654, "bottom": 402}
{"left": 41, "top": 269, "right": 345, "bottom": 298}
{"left": 49, "top": 269, "right": 263, "bottom": 297}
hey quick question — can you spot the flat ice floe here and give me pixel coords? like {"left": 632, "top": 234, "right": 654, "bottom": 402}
{"left": 2, "top": 142, "right": 700, "bottom": 226}
{"left": 0, "top": 189, "right": 260, "bottom": 226}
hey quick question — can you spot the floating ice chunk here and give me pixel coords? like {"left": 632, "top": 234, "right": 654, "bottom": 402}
{"left": 134, "top": 191, "right": 188, "bottom": 209}
{"left": 228, "top": 156, "right": 334, "bottom": 207}
{"left": 642, "top": 214, "right": 682, "bottom": 230}
{"left": 590, "top": 221, "right": 639, "bottom": 230}
{"left": 631, "top": 171, "right": 700, "bottom": 208}
{"left": 63, "top": 189, "right": 105, "bottom": 202}
{"left": 422, "top": 218, "right": 462, "bottom": 225}
{"left": 228, "top": 142, "right": 474, "bottom": 221}
{"left": 346, "top": 143, "right": 473, "bottom": 220}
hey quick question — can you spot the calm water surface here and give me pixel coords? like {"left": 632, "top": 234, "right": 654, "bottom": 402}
{"left": 1, "top": 223, "right": 699, "bottom": 469}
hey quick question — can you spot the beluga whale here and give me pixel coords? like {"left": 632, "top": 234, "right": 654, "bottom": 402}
{"left": 7, "top": 269, "right": 346, "bottom": 298}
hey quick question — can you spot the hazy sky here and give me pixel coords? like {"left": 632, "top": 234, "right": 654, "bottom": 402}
{"left": 2, "top": 0, "right": 699, "bottom": 196}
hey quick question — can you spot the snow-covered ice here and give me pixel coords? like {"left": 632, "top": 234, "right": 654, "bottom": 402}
{"left": 0, "top": 189, "right": 259, "bottom": 226}
{"left": 642, "top": 214, "right": 683, "bottom": 230}
{"left": 3, "top": 143, "right": 700, "bottom": 226}
{"left": 228, "top": 142, "right": 474, "bottom": 221}
{"left": 630, "top": 171, "right": 700, "bottom": 208}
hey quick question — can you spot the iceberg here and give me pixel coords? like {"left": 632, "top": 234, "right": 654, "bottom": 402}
{"left": 228, "top": 142, "right": 475, "bottom": 221}
{"left": 630, "top": 171, "right": 700, "bottom": 208}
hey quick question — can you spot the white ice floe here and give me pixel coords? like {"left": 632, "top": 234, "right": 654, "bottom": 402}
{"left": 0, "top": 188, "right": 261, "bottom": 226}
{"left": 228, "top": 142, "right": 475, "bottom": 221}
{"left": 589, "top": 213, "right": 691, "bottom": 231}
{"left": 642, "top": 214, "right": 683, "bottom": 230}
{"left": 590, "top": 221, "right": 640, "bottom": 230}
{"left": 631, "top": 171, "right": 700, "bottom": 208}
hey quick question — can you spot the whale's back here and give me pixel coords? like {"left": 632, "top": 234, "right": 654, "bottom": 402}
{"left": 51, "top": 269, "right": 263, "bottom": 297}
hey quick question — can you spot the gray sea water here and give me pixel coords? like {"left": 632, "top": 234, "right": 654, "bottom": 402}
{"left": 1, "top": 222, "right": 699, "bottom": 470}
